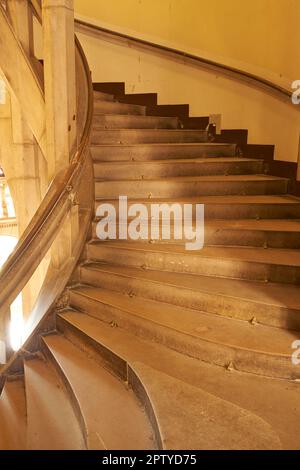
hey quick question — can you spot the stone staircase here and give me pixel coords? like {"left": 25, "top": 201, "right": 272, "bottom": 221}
{"left": 1, "top": 85, "right": 300, "bottom": 450}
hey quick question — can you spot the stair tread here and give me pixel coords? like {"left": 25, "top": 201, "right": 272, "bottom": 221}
{"left": 95, "top": 194, "right": 300, "bottom": 205}
{"left": 42, "top": 335, "right": 155, "bottom": 450}
{"left": 91, "top": 142, "right": 236, "bottom": 148}
{"left": 93, "top": 114, "right": 179, "bottom": 129}
{"left": 81, "top": 262, "right": 300, "bottom": 310}
{"left": 71, "top": 286, "right": 299, "bottom": 357}
{"left": 94, "top": 101, "right": 146, "bottom": 116}
{"left": 58, "top": 310, "right": 300, "bottom": 449}
{"left": 130, "top": 362, "right": 281, "bottom": 449}
{"left": 94, "top": 157, "right": 262, "bottom": 165}
{"left": 24, "top": 357, "right": 85, "bottom": 450}
{"left": 95, "top": 174, "right": 287, "bottom": 183}
{"left": 93, "top": 128, "right": 207, "bottom": 133}
{"left": 93, "top": 91, "right": 115, "bottom": 101}
{"left": 88, "top": 240, "right": 300, "bottom": 267}
{"left": 93, "top": 114, "right": 178, "bottom": 120}
{"left": 204, "top": 218, "right": 300, "bottom": 231}
{"left": 0, "top": 379, "right": 26, "bottom": 450}
{"left": 93, "top": 217, "right": 300, "bottom": 232}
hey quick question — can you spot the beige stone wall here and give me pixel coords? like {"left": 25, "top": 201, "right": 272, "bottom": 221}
{"left": 76, "top": 29, "right": 300, "bottom": 163}
{"left": 74, "top": 0, "right": 300, "bottom": 85}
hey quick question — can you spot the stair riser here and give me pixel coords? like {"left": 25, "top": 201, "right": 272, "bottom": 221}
{"left": 79, "top": 266, "right": 300, "bottom": 330}
{"left": 94, "top": 101, "right": 146, "bottom": 116}
{"left": 91, "top": 144, "right": 238, "bottom": 162}
{"left": 93, "top": 115, "right": 179, "bottom": 129}
{"left": 91, "top": 129, "right": 210, "bottom": 145}
{"left": 69, "top": 291, "right": 299, "bottom": 380}
{"left": 95, "top": 180, "right": 288, "bottom": 199}
{"left": 91, "top": 222, "right": 300, "bottom": 248}
{"left": 94, "top": 200, "right": 300, "bottom": 220}
{"left": 87, "top": 244, "right": 300, "bottom": 284}
{"left": 93, "top": 161, "right": 264, "bottom": 179}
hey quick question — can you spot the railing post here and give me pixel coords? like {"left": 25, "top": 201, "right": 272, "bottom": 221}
{"left": 42, "top": 0, "right": 77, "bottom": 180}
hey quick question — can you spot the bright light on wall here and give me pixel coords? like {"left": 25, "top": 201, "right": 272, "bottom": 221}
{"left": 0, "top": 235, "right": 24, "bottom": 352}
{"left": 10, "top": 296, "right": 24, "bottom": 351}
{"left": 4, "top": 184, "right": 15, "bottom": 218}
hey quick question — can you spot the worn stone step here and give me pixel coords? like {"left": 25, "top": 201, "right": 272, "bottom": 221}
{"left": 79, "top": 262, "right": 300, "bottom": 330}
{"left": 42, "top": 335, "right": 155, "bottom": 450}
{"left": 57, "top": 310, "right": 300, "bottom": 449}
{"left": 86, "top": 241, "right": 300, "bottom": 284}
{"left": 93, "top": 158, "right": 264, "bottom": 179}
{"left": 93, "top": 91, "right": 115, "bottom": 102}
{"left": 0, "top": 378, "right": 26, "bottom": 450}
{"left": 94, "top": 195, "right": 300, "bottom": 220}
{"left": 98, "top": 195, "right": 300, "bottom": 220}
{"left": 93, "top": 114, "right": 179, "bottom": 129}
{"left": 67, "top": 287, "right": 300, "bottom": 380}
{"left": 95, "top": 175, "right": 288, "bottom": 199}
{"left": 91, "top": 143, "right": 238, "bottom": 161}
{"left": 94, "top": 100, "right": 146, "bottom": 116}
{"left": 91, "top": 218, "right": 300, "bottom": 249}
{"left": 24, "top": 357, "right": 85, "bottom": 450}
{"left": 91, "top": 129, "right": 211, "bottom": 145}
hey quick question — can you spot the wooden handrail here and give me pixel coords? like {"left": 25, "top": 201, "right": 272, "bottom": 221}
{"left": 0, "top": 1, "right": 94, "bottom": 359}
{"left": 75, "top": 18, "right": 293, "bottom": 103}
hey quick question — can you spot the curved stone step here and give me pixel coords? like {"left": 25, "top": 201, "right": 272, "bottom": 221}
{"left": 92, "top": 129, "right": 210, "bottom": 145}
{"left": 93, "top": 157, "right": 264, "bottom": 179}
{"left": 68, "top": 287, "right": 300, "bottom": 379}
{"left": 24, "top": 357, "right": 85, "bottom": 450}
{"left": 91, "top": 143, "right": 238, "bottom": 161}
{"left": 42, "top": 334, "right": 156, "bottom": 450}
{"left": 79, "top": 262, "right": 300, "bottom": 330}
{"left": 130, "top": 362, "right": 281, "bottom": 450}
{"left": 86, "top": 241, "right": 300, "bottom": 284}
{"left": 95, "top": 174, "right": 288, "bottom": 199}
{"left": 55, "top": 311, "right": 282, "bottom": 450}
{"left": 94, "top": 100, "right": 146, "bottom": 115}
{"left": 57, "top": 310, "right": 300, "bottom": 449}
{"left": 94, "top": 195, "right": 300, "bottom": 220}
{"left": 93, "top": 114, "right": 179, "bottom": 129}
{"left": 201, "top": 218, "right": 300, "bottom": 248}
{"left": 0, "top": 378, "right": 26, "bottom": 450}
{"left": 91, "top": 217, "right": 300, "bottom": 249}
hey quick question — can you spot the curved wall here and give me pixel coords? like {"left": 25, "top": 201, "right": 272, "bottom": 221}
{"left": 74, "top": 0, "right": 300, "bottom": 84}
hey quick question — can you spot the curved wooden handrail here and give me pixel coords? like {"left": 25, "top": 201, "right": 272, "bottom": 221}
{"left": 0, "top": 2, "right": 94, "bottom": 351}
{"left": 75, "top": 18, "right": 293, "bottom": 102}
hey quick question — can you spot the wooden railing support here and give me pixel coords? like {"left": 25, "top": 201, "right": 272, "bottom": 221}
{"left": 42, "top": 0, "right": 77, "bottom": 179}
